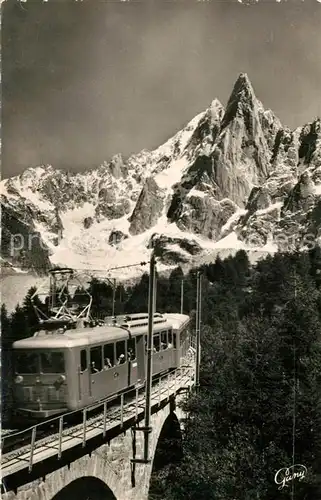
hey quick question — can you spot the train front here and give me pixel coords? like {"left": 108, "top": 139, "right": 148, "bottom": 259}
{"left": 12, "top": 336, "right": 69, "bottom": 422}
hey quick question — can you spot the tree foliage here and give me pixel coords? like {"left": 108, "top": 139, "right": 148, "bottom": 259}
{"left": 149, "top": 251, "right": 321, "bottom": 500}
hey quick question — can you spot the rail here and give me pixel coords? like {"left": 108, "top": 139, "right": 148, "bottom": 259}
{"left": 2, "top": 358, "right": 195, "bottom": 479}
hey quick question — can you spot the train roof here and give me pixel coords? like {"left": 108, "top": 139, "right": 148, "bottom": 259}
{"left": 12, "top": 313, "right": 190, "bottom": 350}
{"left": 13, "top": 325, "right": 129, "bottom": 349}
{"left": 163, "top": 313, "right": 190, "bottom": 330}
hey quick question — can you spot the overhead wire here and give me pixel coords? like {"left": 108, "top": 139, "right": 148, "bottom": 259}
{"left": 0, "top": 261, "right": 150, "bottom": 274}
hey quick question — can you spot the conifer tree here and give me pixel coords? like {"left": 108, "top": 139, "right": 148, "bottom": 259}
{"left": 1, "top": 304, "right": 13, "bottom": 423}
{"left": 1, "top": 303, "right": 11, "bottom": 348}
{"left": 88, "top": 278, "right": 113, "bottom": 317}
{"left": 10, "top": 304, "right": 29, "bottom": 342}
{"left": 125, "top": 273, "right": 149, "bottom": 313}
{"left": 22, "top": 286, "right": 43, "bottom": 333}
{"left": 167, "top": 267, "right": 184, "bottom": 313}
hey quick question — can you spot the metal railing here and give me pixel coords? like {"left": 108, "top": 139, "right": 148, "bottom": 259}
{"left": 2, "top": 362, "right": 195, "bottom": 475}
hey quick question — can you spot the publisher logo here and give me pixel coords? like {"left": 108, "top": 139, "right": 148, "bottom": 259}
{"left": 274, "top": 464, "right": 307, "bottom": 490}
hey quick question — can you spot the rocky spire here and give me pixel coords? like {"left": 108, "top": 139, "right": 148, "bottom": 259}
{"left": 221, "top": 73, "right": 259, "bottom": 130}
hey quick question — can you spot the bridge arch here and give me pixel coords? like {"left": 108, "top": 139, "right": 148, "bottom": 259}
{"left": 51, "top": 477, "right": 117, "bottom": 500}
{"left": 147, "top": 411, "right": 183, "bottom": 499}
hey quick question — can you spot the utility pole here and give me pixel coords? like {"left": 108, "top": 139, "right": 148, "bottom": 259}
{"left": 292, "top": 269, "right": 297, "bottom": 500}
{"left": 195, "top": 272, "right": 199, "bottom": 389}
{"left": 143, "top": 252, "right": 156, "bottom": 462}
{"left": 180, "top": 279, "right": 184, "bottom": 314}
{"left": 153, "top": 272, "right": 157, "bottom": 313}
{"left": 195, "top": 272, "right": 202, "bottom": 391}
{"left": 112, "top": 278, "right": 116, "bottom": 318}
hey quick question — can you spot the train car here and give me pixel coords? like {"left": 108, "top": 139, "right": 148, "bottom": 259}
{"left": 163, "top": 313, "right": 191, "bottom": 364}
{"left": 12, "top": 312, "right": 191, "bottom": 421}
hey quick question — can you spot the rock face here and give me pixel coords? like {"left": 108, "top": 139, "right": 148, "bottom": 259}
{"left": 212, "top": 74, "right": 281, "bottom": 205}
{"left": 108, "top": 230, "right": 128, "bottom": 246}
{"left": 129, "top": 177, "right": 165, "bottom": 235}
{"left": 1, "top": 202, "right": 51, "bottom": 274}
{"left": 1, "top": 74, "right": 321, "bottom": 276}
{"left": 176, "top": 194, "right": 238, "bottom": 240}
{"left": 83, "top": 217, "right": 94, "bottom": 229}
{"left": 149, "top": 234, "right": 203, "bottom": 266}
{"left": 236, "top": 118, "right": 321, "bottom": 250}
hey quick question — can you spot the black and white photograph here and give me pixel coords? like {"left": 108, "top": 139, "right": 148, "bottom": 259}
{"left": 1, "top": 0, "right": 321, "bottom": 499}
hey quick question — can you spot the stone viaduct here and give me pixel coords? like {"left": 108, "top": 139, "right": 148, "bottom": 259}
{"left": 2, "top": 370, "right": 193, "bottom": 500}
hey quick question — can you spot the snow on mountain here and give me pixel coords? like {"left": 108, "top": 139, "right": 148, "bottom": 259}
{"left": 1, "top": 73, "right": 321, "bottom": 310}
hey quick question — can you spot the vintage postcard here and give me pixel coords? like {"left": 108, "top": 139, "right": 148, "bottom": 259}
{"left": 1, "top": 1, "right": 321, "bottom": 499}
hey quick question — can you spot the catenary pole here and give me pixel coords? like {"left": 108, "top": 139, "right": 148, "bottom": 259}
{"left": 112, "top": 278, "right": 116, "bottom": 318}
{"left": 195, "top": 272, "right": 202, "bottom": 391}
{"left": 143, "top": 252, "right": 156, "bottom": 461}
{"left": 195, "top": 272, "right": 201, "bottom": 390}
{"left": 180, "top": 279, "right": 184, "bottom": 314}
{"left": 153, "top": 271, "right": 157, "bottom": 313}
{"left": 198, "top": 273, "right": 202, "bottom": 382}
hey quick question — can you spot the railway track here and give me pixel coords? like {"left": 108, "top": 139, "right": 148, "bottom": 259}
{"left": 1, "top": 388, "right": 140, "bottom": 457}
{"left": 2, "top": 399, "right": 138, "bottom": 466}
{"left": 1, "top": 367, "right": 179, "bottom": 459}
{"left": 1, "top": 364, "right": 194, "bottom": 473}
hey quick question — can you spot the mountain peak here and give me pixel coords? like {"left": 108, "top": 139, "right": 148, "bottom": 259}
{"left": 209, "top": 98, "right": 225, "bottom": 120}
{"left": 210, "top": 97, "right": 224, "bottom": 109}
{"left": 229, "top": 72, "right": 257, "bottom": 107}
{"left": 235, "top": 72, "right": 253, "bottom": 89}
{"left": 221, "top": 73, "right": 260, "bottom": 129}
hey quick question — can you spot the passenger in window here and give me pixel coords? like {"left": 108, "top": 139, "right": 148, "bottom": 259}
{"left": 103, "top": 358, "right": 112, "bottom": 369}
{"left": 91, "top": 361, "right": 99, "bottom": 373}
{"left": 167, "top": 342, "right": 173, "bottom": 348}
{"left": 117, "top": 354, "right": 125, "bottom": 365}
{"left": 160, "top": 341, "right": 167, "bottom": 350}
{"left": 128, "top": 348, "right": 135, "bottom": 361}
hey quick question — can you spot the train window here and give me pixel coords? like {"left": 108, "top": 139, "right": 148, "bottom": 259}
{"left": 168, "top": 330, "right": 173, "bottom": 347}
{"left": 173, "top": 332, "right": 177, "bottom": 349}
{"left": 116, "top": 340, "right": 126, "bottom": 364}
{"left": 153, "top": 335, "right": 160, "bottom": 352}
{"left": 127, "top": 338, "right": 136, "bottom": 361}
{"left": 145, "top": 335, "right": 148, "bottom": 352}
{"left": 90, "top": 346, "right": 102, "bottom": 373}
{"left": 41, "top": 352, "right": 65, "bottom": 373}
{"left": 15, "top": 352, "right": 39, "bottom": 374}
{"left": 160, "top": 331, "right": 167, "bottom": 350}
{"left": 81, "top": 350, "right": 87, "bottom": 372}
{"left": 103, "top": 344, "right": 115, "bottom": 369}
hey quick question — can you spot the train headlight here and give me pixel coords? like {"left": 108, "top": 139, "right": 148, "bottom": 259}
{"left": 55, "top": 374, "right": 66, "bottom": 384}
{"left": 54, "top": 374, "right": 66, "bottom": 390}
{"left": 14, "top": 375, "right": 24, "bottom": 384}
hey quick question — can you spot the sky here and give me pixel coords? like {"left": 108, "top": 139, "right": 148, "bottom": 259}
{"left": 2, "top": 0, "right": 321, "bottom": 179}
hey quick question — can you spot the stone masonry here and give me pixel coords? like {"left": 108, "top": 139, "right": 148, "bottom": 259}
{"left": 2, "top": 393, "right": 188, "bottom": 500}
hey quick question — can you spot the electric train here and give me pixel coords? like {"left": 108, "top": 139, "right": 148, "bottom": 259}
{"left": 12, "top": 312, "right": 191, "bottom": 421}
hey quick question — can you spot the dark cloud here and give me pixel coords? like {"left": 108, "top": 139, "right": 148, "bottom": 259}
{"left": 2, "top": 0, "right": 321, "bottom": 178}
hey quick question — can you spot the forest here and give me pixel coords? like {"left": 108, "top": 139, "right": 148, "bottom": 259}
{"left": 1, "top": 248, "right": 321, "bottom": 499}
